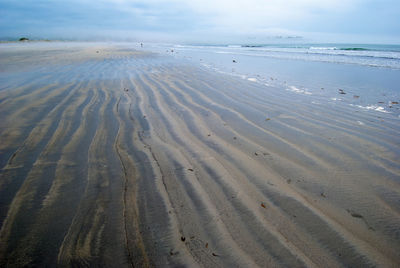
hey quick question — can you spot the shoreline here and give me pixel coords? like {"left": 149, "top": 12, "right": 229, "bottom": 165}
{"left": 0, "top": 43, "right": 399, "bottom": 267}
{"left": 146, "top": 43, "right": 400, "bottom": 117}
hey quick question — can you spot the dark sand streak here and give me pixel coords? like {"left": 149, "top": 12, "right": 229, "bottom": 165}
{"left": 114, "top": 94, "right": 142, "bottom": 268}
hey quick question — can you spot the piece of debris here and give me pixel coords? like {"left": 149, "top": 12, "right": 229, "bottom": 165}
{"left": 233, "top": 137, "right": 237, "bottom": 140}
{"left": 351, "top": 212, "right": 363, "bottom": 218}
{"left": 254, "top": 152, "right": 258, "bottom": 156}
{"left": 207, "top": 134, "right": 211, "bottom": 137}
{"left": 265, "top": 118, "right": 271, "bottom": 121}
{"left": 261, "top": 203, "right": 266, "bottom": 208}
{"left": 205, "top": 243, "right": 208, "bottom": 248}
{"left": 347, "top": 209, "right": 363, "bottom": 218}
{"left": 391, "top": 101, "right": 399, "bottom": 104}
{"left": 320, "top": 192, "right": 326, "bottom": 198}
{"left": 8, "top": 152, "right": 17, "bottom": 165}
{"left": 232, "top": 59, "right": 237, "bottom": 63}
{"left": 338, "top": 89, "right": 346, "bottom": 94}
{"left": 181, "top": 236, "right": 186, "bottom": 242}
{"left": 346, "top": 209, "right": 375, "bottom": 231}
{"left": 169, "top": 249, "right": 179, "bottom": 256}
{"left": 212, "top": 253, "right": 219, "bottom": 257}
{"left": 188, "top": 168, "right": 194, "bottom": 172}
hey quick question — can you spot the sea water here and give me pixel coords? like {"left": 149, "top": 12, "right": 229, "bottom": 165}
{"left": 147, "top": 43, "right": 400, "bottom": 117}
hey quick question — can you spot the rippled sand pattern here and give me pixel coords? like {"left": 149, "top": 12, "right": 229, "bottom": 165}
{"left": 0, "top": 44, "right": 399, "bottom": 267}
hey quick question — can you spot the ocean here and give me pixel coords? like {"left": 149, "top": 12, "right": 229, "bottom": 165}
{"left": 147, "top": 43, "right": 400, "bottom": 117}
{"left": 178, "top": 43, "right": 400, "bottom": 69}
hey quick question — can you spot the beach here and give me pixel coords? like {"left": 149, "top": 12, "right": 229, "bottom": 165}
{"left": 0, "top": 42, "right": 399, "bottom": 267}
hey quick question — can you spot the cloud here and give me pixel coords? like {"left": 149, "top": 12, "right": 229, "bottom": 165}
{"left": 0, "top": 0, "right": 398, "bottom": 42}
{"left": 99, "top": 0, "right": 360, "bottom": 30}
{"left": 181, "top": 0, "right": 357, "bottom": 18}
{"left": 85, "top": 0, "right": 366, "bottom": 39}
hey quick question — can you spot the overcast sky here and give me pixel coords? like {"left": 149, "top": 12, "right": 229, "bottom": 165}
{"left": 1, "top": 0, "right": 399, "bottom": 43}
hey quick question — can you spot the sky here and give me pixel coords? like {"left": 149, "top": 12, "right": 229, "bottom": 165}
{"left": 0, "top": 0, "right": 399, "bottom": 43}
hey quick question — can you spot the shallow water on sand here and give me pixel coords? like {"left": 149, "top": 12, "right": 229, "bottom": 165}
{"left": 147, "top": 43, "right": 400, "bottom": 117}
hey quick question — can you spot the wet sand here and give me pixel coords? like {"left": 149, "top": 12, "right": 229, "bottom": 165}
{"left": 0, "top": 43, "right": 399, "bottom": 267}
